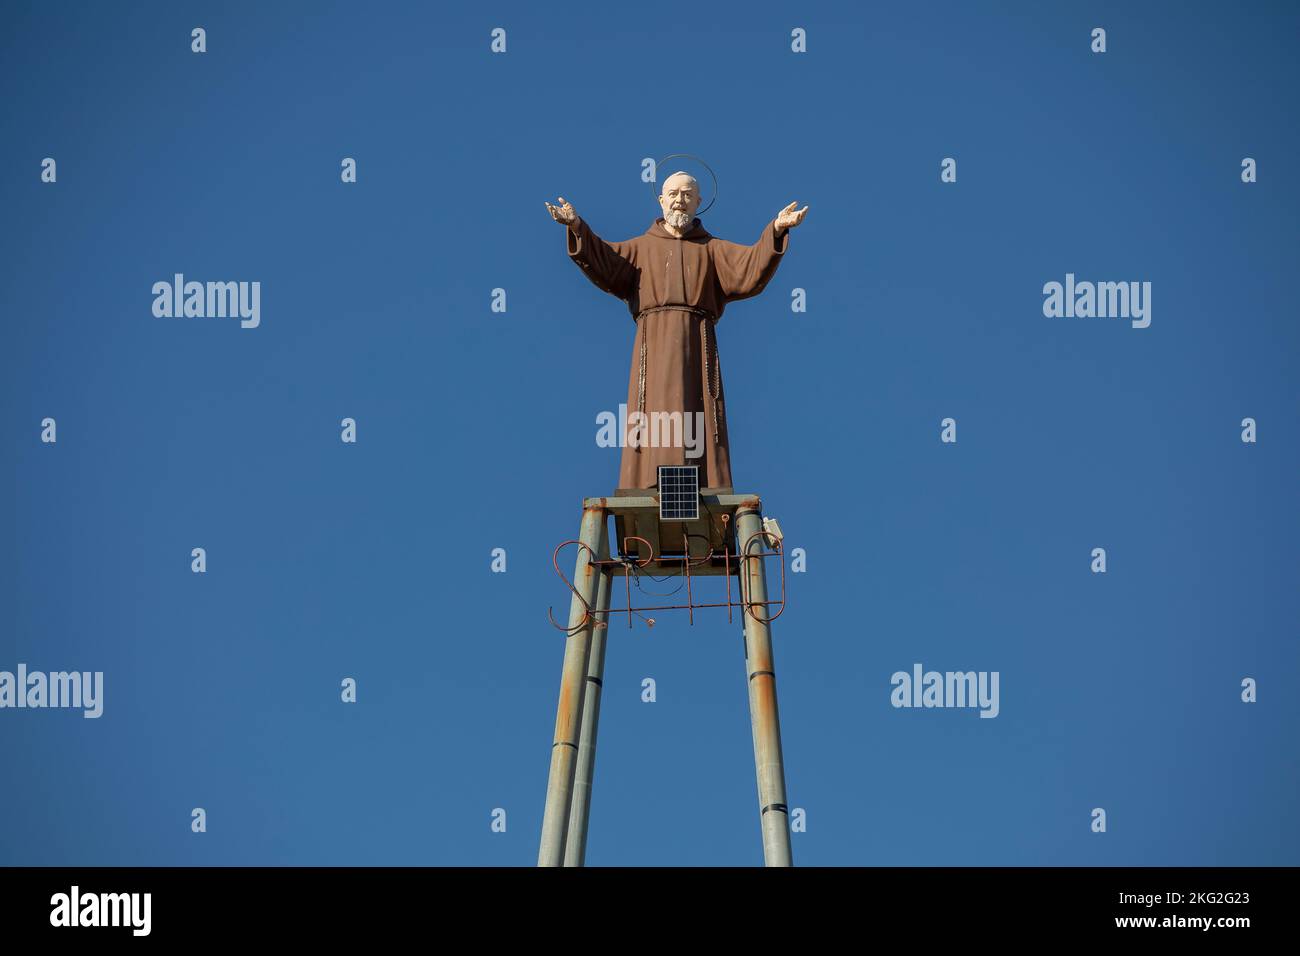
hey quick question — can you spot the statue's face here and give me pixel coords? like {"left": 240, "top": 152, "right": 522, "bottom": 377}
{"left": 659, "top": 174, "right": 701, "bottom": 226}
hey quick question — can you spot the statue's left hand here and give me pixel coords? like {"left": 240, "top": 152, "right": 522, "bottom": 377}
{"left": 775, "top": 201, "right": 809, "bottom": 231}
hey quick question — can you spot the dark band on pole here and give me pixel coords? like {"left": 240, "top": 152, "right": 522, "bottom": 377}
{"left": 761, "top": 803, "right": 789, "bottom": 816}
{"left": 749, "top": 670, "right": 775, "bottom": 682}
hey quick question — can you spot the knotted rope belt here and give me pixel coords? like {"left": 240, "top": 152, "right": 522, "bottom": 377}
{"left": 633, "top": 305, "right": 722, "bottom": 445}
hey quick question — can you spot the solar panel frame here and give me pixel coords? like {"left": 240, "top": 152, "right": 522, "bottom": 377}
{"left": 658, "top": 465, "right": 700, "bottom": 521}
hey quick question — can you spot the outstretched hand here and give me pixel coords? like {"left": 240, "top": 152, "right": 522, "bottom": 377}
{"left": 775, "top": 201, "right": 809, "bottom": 231}
{"left": 544, "top": 196, "right": 578, "bottom": 226}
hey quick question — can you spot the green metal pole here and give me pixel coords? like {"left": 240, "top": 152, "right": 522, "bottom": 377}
{"left": 538, "top": 504, "right": 605, "bottom": 866}
{"left": 564, "top": 526, "right": 611, "bottom": 866}
{"left": 735, "top": 504, "right": 793, "bottom": 867}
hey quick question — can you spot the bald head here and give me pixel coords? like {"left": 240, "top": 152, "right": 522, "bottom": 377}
{"left": 659, "top": 171, "right": 701, "bottom": 230}
{"left": 661, "top": 171, "right": 700, "bottom": 197}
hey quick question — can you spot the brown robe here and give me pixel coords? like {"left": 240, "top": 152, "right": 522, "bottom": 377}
{"left": 566, "top": 215, "right": 789, "bottom": 489}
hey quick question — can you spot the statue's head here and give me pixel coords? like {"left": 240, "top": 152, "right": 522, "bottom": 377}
{"left": 658, "top": 171, "right": 701, "bottom": 230}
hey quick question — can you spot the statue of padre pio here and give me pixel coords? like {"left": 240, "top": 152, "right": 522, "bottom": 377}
{"left": 546, "top": 172, "right": 807, "bottom": 490}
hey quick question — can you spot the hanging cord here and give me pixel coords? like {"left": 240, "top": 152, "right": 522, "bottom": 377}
{"left": 703, "top": 317, "right": 721, "bottom": 443}
{"left": 637, "top": 328, "right": 646, "bottom": 435}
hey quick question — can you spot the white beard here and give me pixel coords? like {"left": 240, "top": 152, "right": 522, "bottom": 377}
{"left": 664, "top": 210, "right": 692, "bottom": 230}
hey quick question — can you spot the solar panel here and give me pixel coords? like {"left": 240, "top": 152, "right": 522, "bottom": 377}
{"left": 658, "top": 465, "right": 700, "bottom": 520}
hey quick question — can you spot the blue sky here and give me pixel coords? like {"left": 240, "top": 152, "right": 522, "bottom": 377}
{"left": 1, "top": 0, "right": 1297, "bottom": 866}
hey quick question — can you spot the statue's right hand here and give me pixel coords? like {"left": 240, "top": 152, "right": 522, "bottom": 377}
{"left": 544, "top": 196, "right": 578, "bottom": 226}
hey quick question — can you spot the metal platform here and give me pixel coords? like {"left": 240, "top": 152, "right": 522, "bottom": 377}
{"left": 594, "top": 488, "right": 752, "bottom": 577}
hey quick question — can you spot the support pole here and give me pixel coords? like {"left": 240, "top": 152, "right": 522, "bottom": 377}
{"left": 538, "top": 504, "right": 605, "bottom": 867}
{"left": 735, "top": 506, "right": 793, "bottom": 867}
{"left": 564, "top": 528, "right": 611, "bottom": 867}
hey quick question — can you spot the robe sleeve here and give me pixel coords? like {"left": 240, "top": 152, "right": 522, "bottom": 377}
{"left": 712, "top": 219, "right": 789, "bottom": 303}
{"left": 566, "top": 217, "right": 637, "bottom": 301}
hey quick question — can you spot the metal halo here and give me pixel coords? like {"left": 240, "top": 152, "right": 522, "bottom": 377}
{"left": 648, "top": 153, "right": 718, "bottom": 215}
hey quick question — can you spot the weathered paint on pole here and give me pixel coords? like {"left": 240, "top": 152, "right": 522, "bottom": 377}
{"left": 735, "top": 505, "right": 793, "bottom": 867}
{"left": 538, "top": 504, "right": 606, "bottom": 866}
{"left": 564, "top": 528, "right": 611, "bottom": 867}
